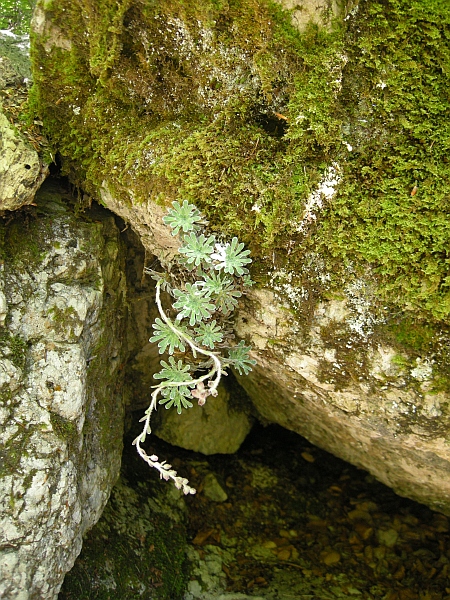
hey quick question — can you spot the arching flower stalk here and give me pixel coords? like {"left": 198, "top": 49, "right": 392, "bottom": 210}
{"left": 133, "top": 200, "right": 256, "bottom": 494}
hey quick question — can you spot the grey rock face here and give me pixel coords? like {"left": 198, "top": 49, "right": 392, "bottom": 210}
{"left": 0, "top": 108, "right": 47, "bottom": 212}
{"left": 0, "top": 181, "right": 128, "bottom": 599}
{"left": 0, "top": 32, "right": 48, "bottom": 213}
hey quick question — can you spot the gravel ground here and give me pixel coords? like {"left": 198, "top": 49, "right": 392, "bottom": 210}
{"left": 61, "top": 420, "right": 450, "bottom": 600}
{"left": 178, "top": 422, "right": 450, "bottom": 600}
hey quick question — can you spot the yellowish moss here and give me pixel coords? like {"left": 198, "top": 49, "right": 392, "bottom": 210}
{"left": 30, "top": 0, "right": 450, "bottom": 324}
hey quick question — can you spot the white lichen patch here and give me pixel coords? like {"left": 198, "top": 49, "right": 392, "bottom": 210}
{"left": 290, "top": 162, "right": 341, "bottom": 234}
{"left": 344, "top": 278, "right": 382, "bottom": 338}
{"left": 410, "top": 358, "right": 433, "bottom": 382}
{"left": 269, "top": 268, "right": 310, "bottom": 311}
{"left": 329, "top": 52, "right": 349, "bottom": 94}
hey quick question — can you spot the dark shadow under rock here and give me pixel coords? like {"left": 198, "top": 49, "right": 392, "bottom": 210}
{"left": 61, "top": 418, "right": 450, "bottom": 600}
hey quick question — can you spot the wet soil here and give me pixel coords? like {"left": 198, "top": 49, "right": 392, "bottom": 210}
{"left": 61, "top": 419, "right": 450, "bottom": 599}
{"left": 173, "top": 422, "right": 450, "bottom": 599}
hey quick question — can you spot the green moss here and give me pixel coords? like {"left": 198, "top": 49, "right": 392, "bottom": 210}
{"left": 386, "top": 317, "right": 435, "bottom": 354}
{"left": 59, "top": 477, "right": 188, "bottom": 600}
{"left": 49, "top": 411, "right": 78, "bottom": 443}
{"left": 391, "top": 354, "right": 410, "bottom": 369}
{"left": 1, "top": 218, "right": 45, "bottom": 269}
{"left": 31, "top": 0, "right": 450, "bottom": 322}
{"left": 0, "top": 331, "right": 27, "bottom": 370}
{"left": 48, "top": 305, "right": 76, "bottom": 323}
{"left": 317, "top": 320, "right": 372, "bottom": 391}
{"left": 315, "top": 0, "right": 450, "bottom": 322}
{"left": 46, "top": 306, "right": 80, "bottom": 341}
{"left": 0, "top": 426, "right": 33, "bottom": 479}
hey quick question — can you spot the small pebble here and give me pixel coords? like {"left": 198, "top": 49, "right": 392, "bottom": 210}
{"left": 277, "top": 548, "right": 291, "bottom": 561}
{"left": 202, "top": 473, "right": 228, "bottom": 502}
{"left": 301, "top": 451, "right": 315, "bottom": 463}
{"left": 377, "top": 528, "right": 398, "bottom": 548}
{"left": 321, "top": 550, "right": 341, "bottom": 565}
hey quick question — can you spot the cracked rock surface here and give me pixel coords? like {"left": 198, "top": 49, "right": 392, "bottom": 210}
{"left": 0, "top": 180, "right": 128, "bottom": 599}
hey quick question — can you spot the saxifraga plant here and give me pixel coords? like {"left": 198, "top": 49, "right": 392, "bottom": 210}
{"left": 133, "top": 200, "right": 256, "bottom": 494}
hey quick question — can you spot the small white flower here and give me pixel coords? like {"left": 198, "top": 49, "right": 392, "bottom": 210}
{"left": 210, "top": 242, "right": 228, "bottom": 263}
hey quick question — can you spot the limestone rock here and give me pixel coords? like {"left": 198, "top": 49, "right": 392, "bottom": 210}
{"left": 0, "top": 181, "right": 128, "bottom": 599}
{"left": 0, "top": 31, "right": 48, "bottom": 212}
{"left": 154, "top": 383, "right": 253, "bottom": 455}
{"left": 202, "top": 473, "right": 228, "bottom": 502}
{"left": 0, "top": 108, "right": 47, "bottom": 211}
{"left": 29, "top": 0, "right": 450, "bottom": 516}
{"left": 234, "top": 288, "right": 450, "bottom": 515}
{"left": 278, "top": 0, "right": 341, "bottom": 31}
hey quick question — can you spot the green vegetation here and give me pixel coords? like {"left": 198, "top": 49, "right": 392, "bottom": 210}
{"left": 30, "top": 0, "right": 450, "bottom": 323}
{"left": 59, "top": 477, "right": 188, "bottom": 600}
{"left": 318, "top": 0, "right": 450, "bottom": 321}
{"left": 134, "top": 200, "right": 255, "bottom": 494}
{"left": 0, "top": 331, "right": 27, "bottom": 370}
{"left": 387, "top": 317, "right": 435, "bottom": 355}
{"left": 0, "top": 0, "right": 35, "bottom": 34}
{"left": 49, "top": 411, "right": 77, "bottom": 444}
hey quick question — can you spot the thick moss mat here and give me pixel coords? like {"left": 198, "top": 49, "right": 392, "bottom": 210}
{"left": 30, "top": 0, "right": 450, "bottom": 321}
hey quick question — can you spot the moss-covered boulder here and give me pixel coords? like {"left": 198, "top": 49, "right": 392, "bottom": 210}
{"left": 0, "top": 31, "right": 48, "bottom": 212}
{"left": 29, "top": 0, "right": 450, "bottom": 513}
{"left": 0, "top": 181, "right": 128, "bottom": 599}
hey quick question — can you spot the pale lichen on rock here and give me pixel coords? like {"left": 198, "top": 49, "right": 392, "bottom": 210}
{"left": 0, "top": 182, "right": 128, "bottom": 599}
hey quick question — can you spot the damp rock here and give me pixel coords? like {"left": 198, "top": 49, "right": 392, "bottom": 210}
{"left": 0, "top": 181, "right": 128, "bottom": 599}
